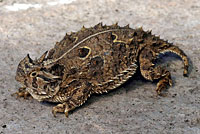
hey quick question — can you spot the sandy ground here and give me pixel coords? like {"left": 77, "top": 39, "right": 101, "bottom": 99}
{"left": 0, "top": 0, "right": 200, "bottom": 133}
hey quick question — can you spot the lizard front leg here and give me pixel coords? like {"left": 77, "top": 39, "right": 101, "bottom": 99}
{"left": 52, "top": 82, "right": 92, "bottom": 117}
{"left": 12, "top": 87, "right": 31, "bottom": 99}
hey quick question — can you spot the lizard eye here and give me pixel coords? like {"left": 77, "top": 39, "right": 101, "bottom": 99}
{"left": 31, "top": 71, "right": 37, "bottom": 77}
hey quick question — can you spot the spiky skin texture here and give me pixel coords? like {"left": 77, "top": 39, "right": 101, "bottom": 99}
{"left": 14, "top": 23, "right": 189, "bottom": 117}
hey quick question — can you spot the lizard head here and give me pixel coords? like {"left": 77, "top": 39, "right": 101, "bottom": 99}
{"left": 15, "top": 51, "right": 64, "bottom": 101}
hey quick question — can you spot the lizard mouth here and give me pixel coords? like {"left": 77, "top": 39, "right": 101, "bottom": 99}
{"left": 27, "top": 85, "right": 60, "bottom": 101}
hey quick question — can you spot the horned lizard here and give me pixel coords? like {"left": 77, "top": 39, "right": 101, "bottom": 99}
{"left": 14, "top": 23, "right": 189, "bottom": 117}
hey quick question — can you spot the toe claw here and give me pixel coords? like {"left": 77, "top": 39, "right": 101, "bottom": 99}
{"left": 52, "top": 108, "right": 57, "bottom": 117}
{"left": 12, "top": 91, "right": 31, "bottom": 99}
{"left": 156, "top": 79, "right": 172, "bottom": 96}
{"left": 12, "top": 87, "right": 31, "bottom": 99}
{"left": 52, "top": 103, "right": 69, "bottom": 118}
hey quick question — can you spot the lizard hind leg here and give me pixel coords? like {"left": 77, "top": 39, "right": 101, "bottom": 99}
{"left": 139, "top": 47, "right": 173, "bottom": 95}
{"left": 139, "top": 41, "right": 189, "bottom": 95}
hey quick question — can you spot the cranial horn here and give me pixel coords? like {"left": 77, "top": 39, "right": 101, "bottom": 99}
{"left": 26, "top": 54, "right": 33, "bottom": 63}
{"left": 39, "top": 51, "right": 48, "bottom": 63}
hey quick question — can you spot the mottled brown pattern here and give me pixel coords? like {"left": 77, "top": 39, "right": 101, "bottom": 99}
{"left": 14, "top": 23, "right": 189, "bottom": 117}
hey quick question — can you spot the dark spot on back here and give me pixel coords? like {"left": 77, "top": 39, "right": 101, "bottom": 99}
{"left": 111, "top": 33, "right": 117, "bottom": 40}
{"left": 69, "top": 68, "right": 78, "bottom": 75}
{"left": 49, "top": 64, "right": 64, "bottom": 76}
{"left": 78, "top": 47, "right": 90, "bottom": 58}
{"left": 90, "top": 56, "right": 104, "bottom": 68}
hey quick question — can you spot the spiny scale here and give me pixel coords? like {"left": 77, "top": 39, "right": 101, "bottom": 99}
{"left": 15, "top": 23, "right": 189, "bottom": 117}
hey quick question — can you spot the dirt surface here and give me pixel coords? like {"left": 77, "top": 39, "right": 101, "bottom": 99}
{"left": 0, "top": 0, "right": 200, "bottom": 133}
